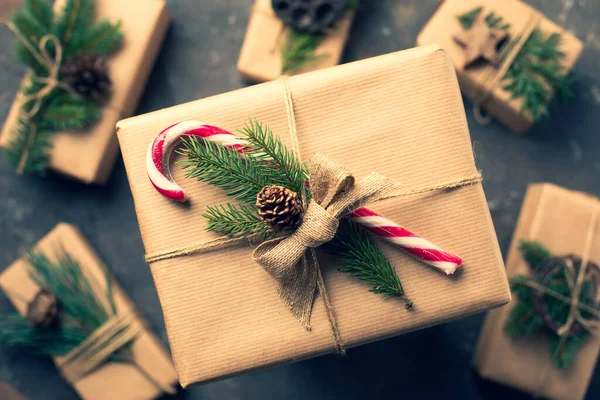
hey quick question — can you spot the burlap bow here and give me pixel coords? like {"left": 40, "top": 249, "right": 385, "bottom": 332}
{"left": 252, "top": 152, "right": 402, "bottom": 328}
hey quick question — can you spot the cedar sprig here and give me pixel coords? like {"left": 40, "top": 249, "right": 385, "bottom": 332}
{"left": 4, "top": 0, "right": 123, "bottom": 175}
{"left": 238, "top": 119, "right": 307, "bottom": 195}
{"left": 504, "top": 240, "right": 594, "bottom": 368}
{"left": 324, "top": 219, "right": 412, "bottom": 308}
{"left": 204, "top": 203, "right": 277, "bottom": 239}
{"left": 177, "top": 136, "right": 288, "bottom": 205}
{"left": 456, "top": 7, "right": 572, "bottom": 122}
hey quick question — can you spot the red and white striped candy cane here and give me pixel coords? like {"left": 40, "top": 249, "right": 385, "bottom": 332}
{"left": 348, "top": 208, "right": 462, "bottom": 275}
{"left": 146, "top": 121, "right": 463, "bottom": 274}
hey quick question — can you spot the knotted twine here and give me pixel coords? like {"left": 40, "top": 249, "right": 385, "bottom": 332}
{"left": 145, "top": 76, "right": 484, "bottom": 353}
{"left": 3, "top": 20, "right": 80, "bottom": 174}
{"left": 468, "top": 10, "right": 542, "bottom": 125}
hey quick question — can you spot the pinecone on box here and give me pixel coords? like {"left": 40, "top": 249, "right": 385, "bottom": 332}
{"left": 61, "top": 52, "right": 112, "bottom": 103}
{"left": 271, "top": 0, "right": 349, "bottom": 34}
{"left": 256, "top": 185, "right": 303, "bottom": 230}
{"left": 26, "top": 289, "right": 59, "bottom": 329}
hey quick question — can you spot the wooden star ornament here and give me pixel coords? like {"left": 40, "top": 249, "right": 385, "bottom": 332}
{"left": 453, "top": 13, "right": 508, "bottom": 69}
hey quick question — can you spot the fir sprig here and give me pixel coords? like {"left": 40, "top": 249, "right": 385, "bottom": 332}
{"left": 281, "top": 30, "right": 327, "bottom": 74}
{"left": 4, "top": 0, "right": 123, "bottom": 175}
{"left": 177, "top": 136, "right": 286, "bottom": 205}
{"left": 238, "top": 119, "right": 307, "bottom": 195}
{"left": 456, "top": 7, "right": 572, "bottom": 122}
{"left": 0, "top": 249, "right": 120, "bottom": 356}
{"left": 505, "top": 240, "right": 595, "bottom": 368}
{"left": 324, "top": 219, "right": 412, "bottom": 307}
{"left": 203, "top": 203, "right": 277, "bottom": 239}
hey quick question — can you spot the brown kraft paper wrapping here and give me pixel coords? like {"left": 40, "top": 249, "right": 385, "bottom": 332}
{"left": 0, "top": 0, "right": 170, "bottom": 184}
{"left": 0, "top": 224, "right": 179, "bottom": 400}
{"left": 237, "top": 0, "right": 354, "bottom": 82}
{"left": 417, "top": 0, "right": 583, "bottom": 134}
{"left": 0, "top": 381, "right": 27, "bottom": 400}
{"left": 473, "top": 183, "right": 600, "bottom": 400}
{"left": 117, "top": 45, "right": 510, "bottom": 387}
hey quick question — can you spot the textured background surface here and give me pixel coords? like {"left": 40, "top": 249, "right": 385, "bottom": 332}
{"left": 1, "top": 0, "right": 599, "bottom": 399}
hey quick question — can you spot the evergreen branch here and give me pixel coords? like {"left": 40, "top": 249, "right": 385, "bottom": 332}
{"left": 53, "top": 0, "right": 95, "bottom": 55}
{"left": 177, "top": 137, "right": 280, "bottom": 205}
{"left": 519, "top": 239, "right": 552, "bottom": 271}
{"left": 82, "top": 20, "right": 123, "bottom": 55}
{"left": 44, "top": 94, "right": 100, "bottom": 131}
{"left": 204, "top": 203, "right": 276, "bottom": 239}
{"left": 25, "top": 0, "right": 53, "bottom": 31}
{"left": 457, "top": 7, "right": 572, "bottom": 122}
{"left": 4, "top": 118, "right": 54, "bottom": 175}
{"left": 324, "top": 219, "right": 412, "bottom": 307}
{"left": 238, "top": 119, "right": 307, "bottom": 195}
{"left": 281, "top": 30, "right": 328, "bottom": 74}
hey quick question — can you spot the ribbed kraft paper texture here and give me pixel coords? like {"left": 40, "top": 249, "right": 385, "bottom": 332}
{"left": 473, "top": 184, "right": 600, "bottom": 400}
{"left": 417, "top": 0, "right": 583, "bottom": 133}
{"left": 0, "top": 0, "right": 169, "bottom": 184}
{"left": 117, "top": 45, "right": 510, "bottom": 387}
{"left": 0, "top": 224, "right": 178, "bottom": 400}
{"left": 237, "top": 0, "right": 353, "bottom": 82}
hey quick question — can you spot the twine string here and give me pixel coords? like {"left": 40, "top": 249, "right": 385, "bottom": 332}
{"left": 472, "top": 10, "right": 542, "bottom": 125}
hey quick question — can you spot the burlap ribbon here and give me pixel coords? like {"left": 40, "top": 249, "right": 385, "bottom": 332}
{"left": 253, "top": 152, "right": 402, "bottom": 328}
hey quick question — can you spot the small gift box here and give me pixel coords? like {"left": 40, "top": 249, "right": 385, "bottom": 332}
{"left": 0, "top": 381, "right": 27, "bottom": 400}
{"left": 0, "top": 224, "right": 178, "bottom": 400}
{"left": 0, "top": 0, "right": 169, "bottom": 183}
{"left": 417, "top": 0, "right": 583, "bottom": 133}
{"left": 473, "top": 183, "right": 600, "bottom": 400}
{"left": 237, "top": 0, "right": 354, "bottom": 82}
{"left": 117, "top": 45, "right": 510, "bottom": 387}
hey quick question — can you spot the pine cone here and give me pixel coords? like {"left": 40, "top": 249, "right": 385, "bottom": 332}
{"left": 26, "top": 289, "right": 59, "bottom": 329}
{"left": 256, "top": 185, "right": 303, "bottom": 230}
{"left": 272, "top": 0, "right": 349, "bottom": 34}
{"left": 61, "top": 52, "right": 112, "bottom": 103}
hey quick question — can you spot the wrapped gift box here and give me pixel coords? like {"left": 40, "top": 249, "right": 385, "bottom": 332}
{"left": 0, "top": 0, "right": 169, "bottom": 184}
{"left": 117, "top": 45, "right": 510, "bottom": 387}
{"left": 473, "top": 183, "right": 600, "bottom": 400}
{"left": 237, "top": 0, "right": 354, "bottom": 82}
{"left": 0, "top": 224, "right": 178, "bottom": 400}
{"left": 0, "top": 382, "right": 27, "bottom": 400}
{"left": 417, "top": 0, "right": 583, "bottom": 133}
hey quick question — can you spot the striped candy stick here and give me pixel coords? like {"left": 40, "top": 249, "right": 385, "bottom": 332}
{"left": 146, "top": 121, "right": 463, "bottom": 274}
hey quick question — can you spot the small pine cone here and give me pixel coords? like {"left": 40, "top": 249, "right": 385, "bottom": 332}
{"left": 271, "top": 0, "right": 348, "bottom": 34}
{"left": 60, "top": 52, "right": 112, "bottom": 103}
{"left": 256, "top": 185, "right": 303, "bottom": 230}
{"left": 26, "top": 289, "right": 59, "bottom": 329}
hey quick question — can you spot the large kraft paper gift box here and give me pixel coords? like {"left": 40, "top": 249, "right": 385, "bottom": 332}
{"left": 117, "top": 45, "right": 511, "bottom": 387}
{"left": 0, "top": 0, "right": 169, "bottom": 184}
{"left": 417, "top": 0, "right": 583, "bottom": 134}
{"left": 0, "top": 224, "right": 179, "bottom": 400}
{"left": 237, "top": 0, "right": 354, "bottom": 82}
{"left": 473, "top": 183, "right": 600, "bottom": 400}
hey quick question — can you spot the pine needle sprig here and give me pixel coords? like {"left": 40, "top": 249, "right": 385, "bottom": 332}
{"left": 281, "top": 30, "right": 327, "bottom": 74}
{"left": 204, "top": 203, "right": 277, "bottom": 239}
{"left": 177, "top": 136, "right": 284, "bottom": 205}
{"left": 324, "top": 219, "right": 412, "bottom": 307}
{"left": 504, "top": 240, "right": 596, "bottom": 368}
{"left": 456, "top": 7, "right": 571, "bottom": 122}
{"left": 238, "top": 119, "right": 307, "bottom": 195}
{"left": 4, "top": 0, "right": 123, "bottom": 175}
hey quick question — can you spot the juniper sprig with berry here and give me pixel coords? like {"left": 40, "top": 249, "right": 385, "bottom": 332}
{"left": 4, "top": 0, "right": 122, "bottom": 175}
{"left": 178, "top": 118, "right": 410, "bottom": 303}
{"left": 457, "top": 7, "right": 573, "bottom": 122}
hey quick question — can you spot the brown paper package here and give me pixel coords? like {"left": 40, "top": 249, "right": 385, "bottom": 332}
{"left": 417, "top": 0, "right": 583, "bottom": 134}
{"left": 0, "top": 0, "right": 170, "bottom": 184}
{"left": 473, "top": 183, "right": 600, "bottom": 400}
{"left": 0, "top": 381, "right": 28, "bottom": 400}
{"left": 117, "top": 45, "right": 511, "bottom": 387}
{"left": 237, "top": 0, "right": 353, "bottom": 82}
{"left": 0, "top": 224, "right": 179, "bottom": 400}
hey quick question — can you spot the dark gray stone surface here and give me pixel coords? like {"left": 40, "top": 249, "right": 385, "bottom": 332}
{"left": 1, "top": 0, "right": 599, "bottom": 399}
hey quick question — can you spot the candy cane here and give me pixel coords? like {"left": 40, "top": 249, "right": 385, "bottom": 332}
{"left": 146, "top": 121, "right": 463, "bottom": 274}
